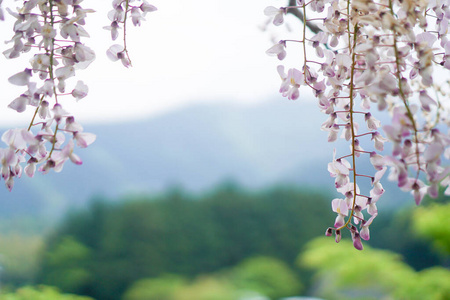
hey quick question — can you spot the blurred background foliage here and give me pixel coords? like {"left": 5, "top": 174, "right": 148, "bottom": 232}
{"left": 36, "top": 185, "right": 330, "bottom": 299}
{"left": 299, "top": 238, "right": 450, "bottom": 300}
{"left": 0, "top": 183, "right": 448, "bottom": 299}
{"left": 413, "top": 203, "right": 450, "bottom": 254}
{"left": 1, "top": 285, "right": 93, "bottom": 300}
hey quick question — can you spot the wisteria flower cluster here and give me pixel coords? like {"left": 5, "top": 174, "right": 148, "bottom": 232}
{"left": 265, "top": 0, "right": 450, "bottom": 249}
{"left": 0, "top": 0, "right": 156, "bottom": 191}
{"left": 105, "top": 0, "right": 157, "bottom": 67}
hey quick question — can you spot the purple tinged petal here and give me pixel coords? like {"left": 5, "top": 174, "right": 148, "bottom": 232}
{"left": 2, "top": 129, "right": 24, "bottom": 149}
{"left": 373, "top": 167, "right": 387, "bottom": 184}
{"left": 336, "top": 53, "right": 352, "bottom": 68}
{"left": 420, "top": 67, "right": 433, "bottom": 86}
{"left": 367, "top": 203, "right": 378, "bottom": 215}
{"left": 419, "top": 91, "right": 436, "bottom": 112}
{"left": 413, "top": 188, "right": 425, "bottom": 205}
{"left": 106, "top": 44, "right": 123, "bottom": 61}
{"left": 131, "top": 7, "right": 144, "bottom": 26}
{"left": 277, "top": 65, "right": 286, "bottom": 78}
{"left": 11, "top": 164, "right": 20, "bottom": 179}
{"left": 360, "top": 226, "right": 370, "bottom": 240}
{"left": 331, "top": 198, "right": 340, "bottom": 212}
{"left": 416, "top": 32, "right": 437, "bottom": 48}
{"left": 111, "top": 27, "right": 119, "bottom": 41}
{"left": 339, "top": 199, "right": 348, "bottom": 216}
{"left": 53, "top": 159, "right": 67, "bottom": 173}
{"left": 5, "top": 176, "right": 14, "bottom": 192}
{"left": 24, "top": 162, "right": 36, "bottom": 178}
{"left": 343, "top": 124, "right": 352, "bottom": 141}
{"left": 120, "top": 56, "right": 131, "bottom": 68}
{"left": 365, "top": 113, "right": 381, "bottom": 130}
{"left": 264, "top": 6, "right": 280, "bottom": 16}
{"left": 288, "top": 87, "right": 299, "bottom": 100}
{"left": 372, "top": 182, "right": 384, "bottom": 195}
{"left": 352, "top": 232, "right": 364, "bottom": 250}
{"left": 279, "top": 79, "right": 289, "bottom": 93}
{"left": 327, "top": 125, "right": 339, "bottom": 142}
{"left": 330, "top": 35, "right": 338, "bottom": 47}
{"left": 112, "top": 0, "right": 123, "bottom": 9}
{"left": 370, "top": 152, "right": 384, "bottom": 170}
{"left": 266, "top": 43, "right": 286, "bottom": 60}
{"left": 383, "top": 125, "right": 400, "bottom": 142}
{"left": 20, "top": 130, "right": 35, "bottom": 145}
{"left": 409, "top": 67, "right": 418, "bottom": 79}
{"left": 70, "top": 152, "right": 82, "bottom": 165}
{"left": 38, "top": 100, "right": 51, "bottom": 119}
{"left": 291, "top": 68, "right": 304, "bottom": 84}
{"left": 65, "top": 117, "right": 84, "bottom": 132}
{"left": 74, "top": 132, "right": 96, "bottom": 148}
{"left": 72, "top": 80, "right": 89, "bottom": 101}
{"left": 424, "top": 143, "right": 444, "bottom": 163}
{"left": 335, "top": 230, "right": 341, "bottom": 243}
{"left": 58, "top": 79, "right": 66, "bottom": 93}
{"left": 140, "top": 1, "right": 157, "bottom": 13}
{"left": 52, "top": 104, "right": 69, "bottom": 123}
{"left": 398, "top": 169, "right": 408, "bottom": 188}
{"left": 8, "top": 96, "right": 28, "bottom": 113}
{"left": 1, "top": 165, "right": 8, "bottom": 180}
{"left": 8, "top": 69, "right": 32, "bottom": 86}
{"left": 272, "top": 12, "right": 284, "bottom": 26}
{"left": 324, "top": 66, "right": 335, "bottom": 77}
{"left": 334, "top": 214, "right": 345, "bottom": 228}
{"left": 55, "top": 66, "right": 75, "bottom": 80}
{"left": 5, "top": 149, "right": 17, "bottom": 166}
{"left": 315, "top": 46, "right": 324, "bottom": 58}
{"left": 335, "top": 174, "right": 349, "bottom": 188}
{"left": 427, "top": 183, "right": 439, "bottom": 198}
{"left": 445, "top": 41, "right": 450, "bottom": 55}
{"left": 438, "top": 18, "right": 448, "bottom": 35}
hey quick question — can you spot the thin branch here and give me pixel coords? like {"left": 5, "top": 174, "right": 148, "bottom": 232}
{"left": 287, "top": 0, "right": 321, "bottom": 34}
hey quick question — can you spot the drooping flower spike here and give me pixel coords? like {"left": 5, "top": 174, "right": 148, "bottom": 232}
{"left": 265, "top": 0, "right": 450, "bottom": 249}
{"left": 0, "top": 0, "right": 156, "bottom": 191}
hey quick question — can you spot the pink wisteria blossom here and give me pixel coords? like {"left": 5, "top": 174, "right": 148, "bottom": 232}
{"left": 264, "top": 6, "right": 285, "bottom": 26}
{"left": 266, "top": 0, "right": 450, "bottom": 249}
{"left": 0, "top": 0, "right": 156, "bottom": 191}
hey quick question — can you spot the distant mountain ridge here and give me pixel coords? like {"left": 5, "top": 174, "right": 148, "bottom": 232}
{"left": 0, "top": 100, "right": 409, "bottom": 219}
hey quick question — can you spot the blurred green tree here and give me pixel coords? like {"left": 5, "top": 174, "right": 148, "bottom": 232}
{"left": 39, "top": 236, "right": 92, "bottom": 294}
{"left": 37, "top": 185, "right": 447, "bottom": 300}
{"left": 298, "top": 237, "right": 450, "bottom": 300}
{"left": 123, "top": 274, "right": 187, "bottom": 300}
{"left": 123, "top": 256, "right": 302, "bottom": 300}
{"left": 1, "top": 285, "right": 94, "bottom": 300}
{"left": 228, "top": 256, "right": 302, "bottom": 299}
{"left": 413, "top": 203, "right": 450, "bottom": 254}
{"left": 0, "top": 234, "right": 43, "bottom": 285}
{"left": 172, "top": 276, "right": 238, "bottom": 300}
{"left": 37, "top": 185, "right": 332, "bottom": 300}
{"left": 368, "top": 191, "right": 449, "bottom": 270}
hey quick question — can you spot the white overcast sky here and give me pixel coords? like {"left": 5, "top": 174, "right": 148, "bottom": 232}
{"left": 0, "top": 0, "right": 308, "bottom": 126}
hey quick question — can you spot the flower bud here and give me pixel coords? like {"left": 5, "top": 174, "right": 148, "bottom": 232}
{"left": 335, "top": 230, "right": 341, "bottom": 243}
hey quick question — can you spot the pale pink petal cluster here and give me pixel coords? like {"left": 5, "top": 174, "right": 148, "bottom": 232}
{"left": 0, "top": 0, "right": 103, "bottom": 190}
{"left": 105, "top": 0, "right": 157, "bottom": 66}
{"left": 266, "top": 0, "right": 450, "bottom": 249}
{"left": 0, "top": 0, "right": 157, "bottom": 191}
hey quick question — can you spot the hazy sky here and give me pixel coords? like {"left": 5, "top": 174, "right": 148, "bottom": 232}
{"left": 0, "top": 0, "right": 305, "bottom": 126}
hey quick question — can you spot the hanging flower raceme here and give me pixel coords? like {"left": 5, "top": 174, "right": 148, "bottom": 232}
{"left": 265, "top": 0, "right": 450, "bottom": 249}
{"left": 104, "top": 0, "right": 157, "bottom": 67}
{"left": 0, "top": 1, "right": 156, "bottom": 191}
